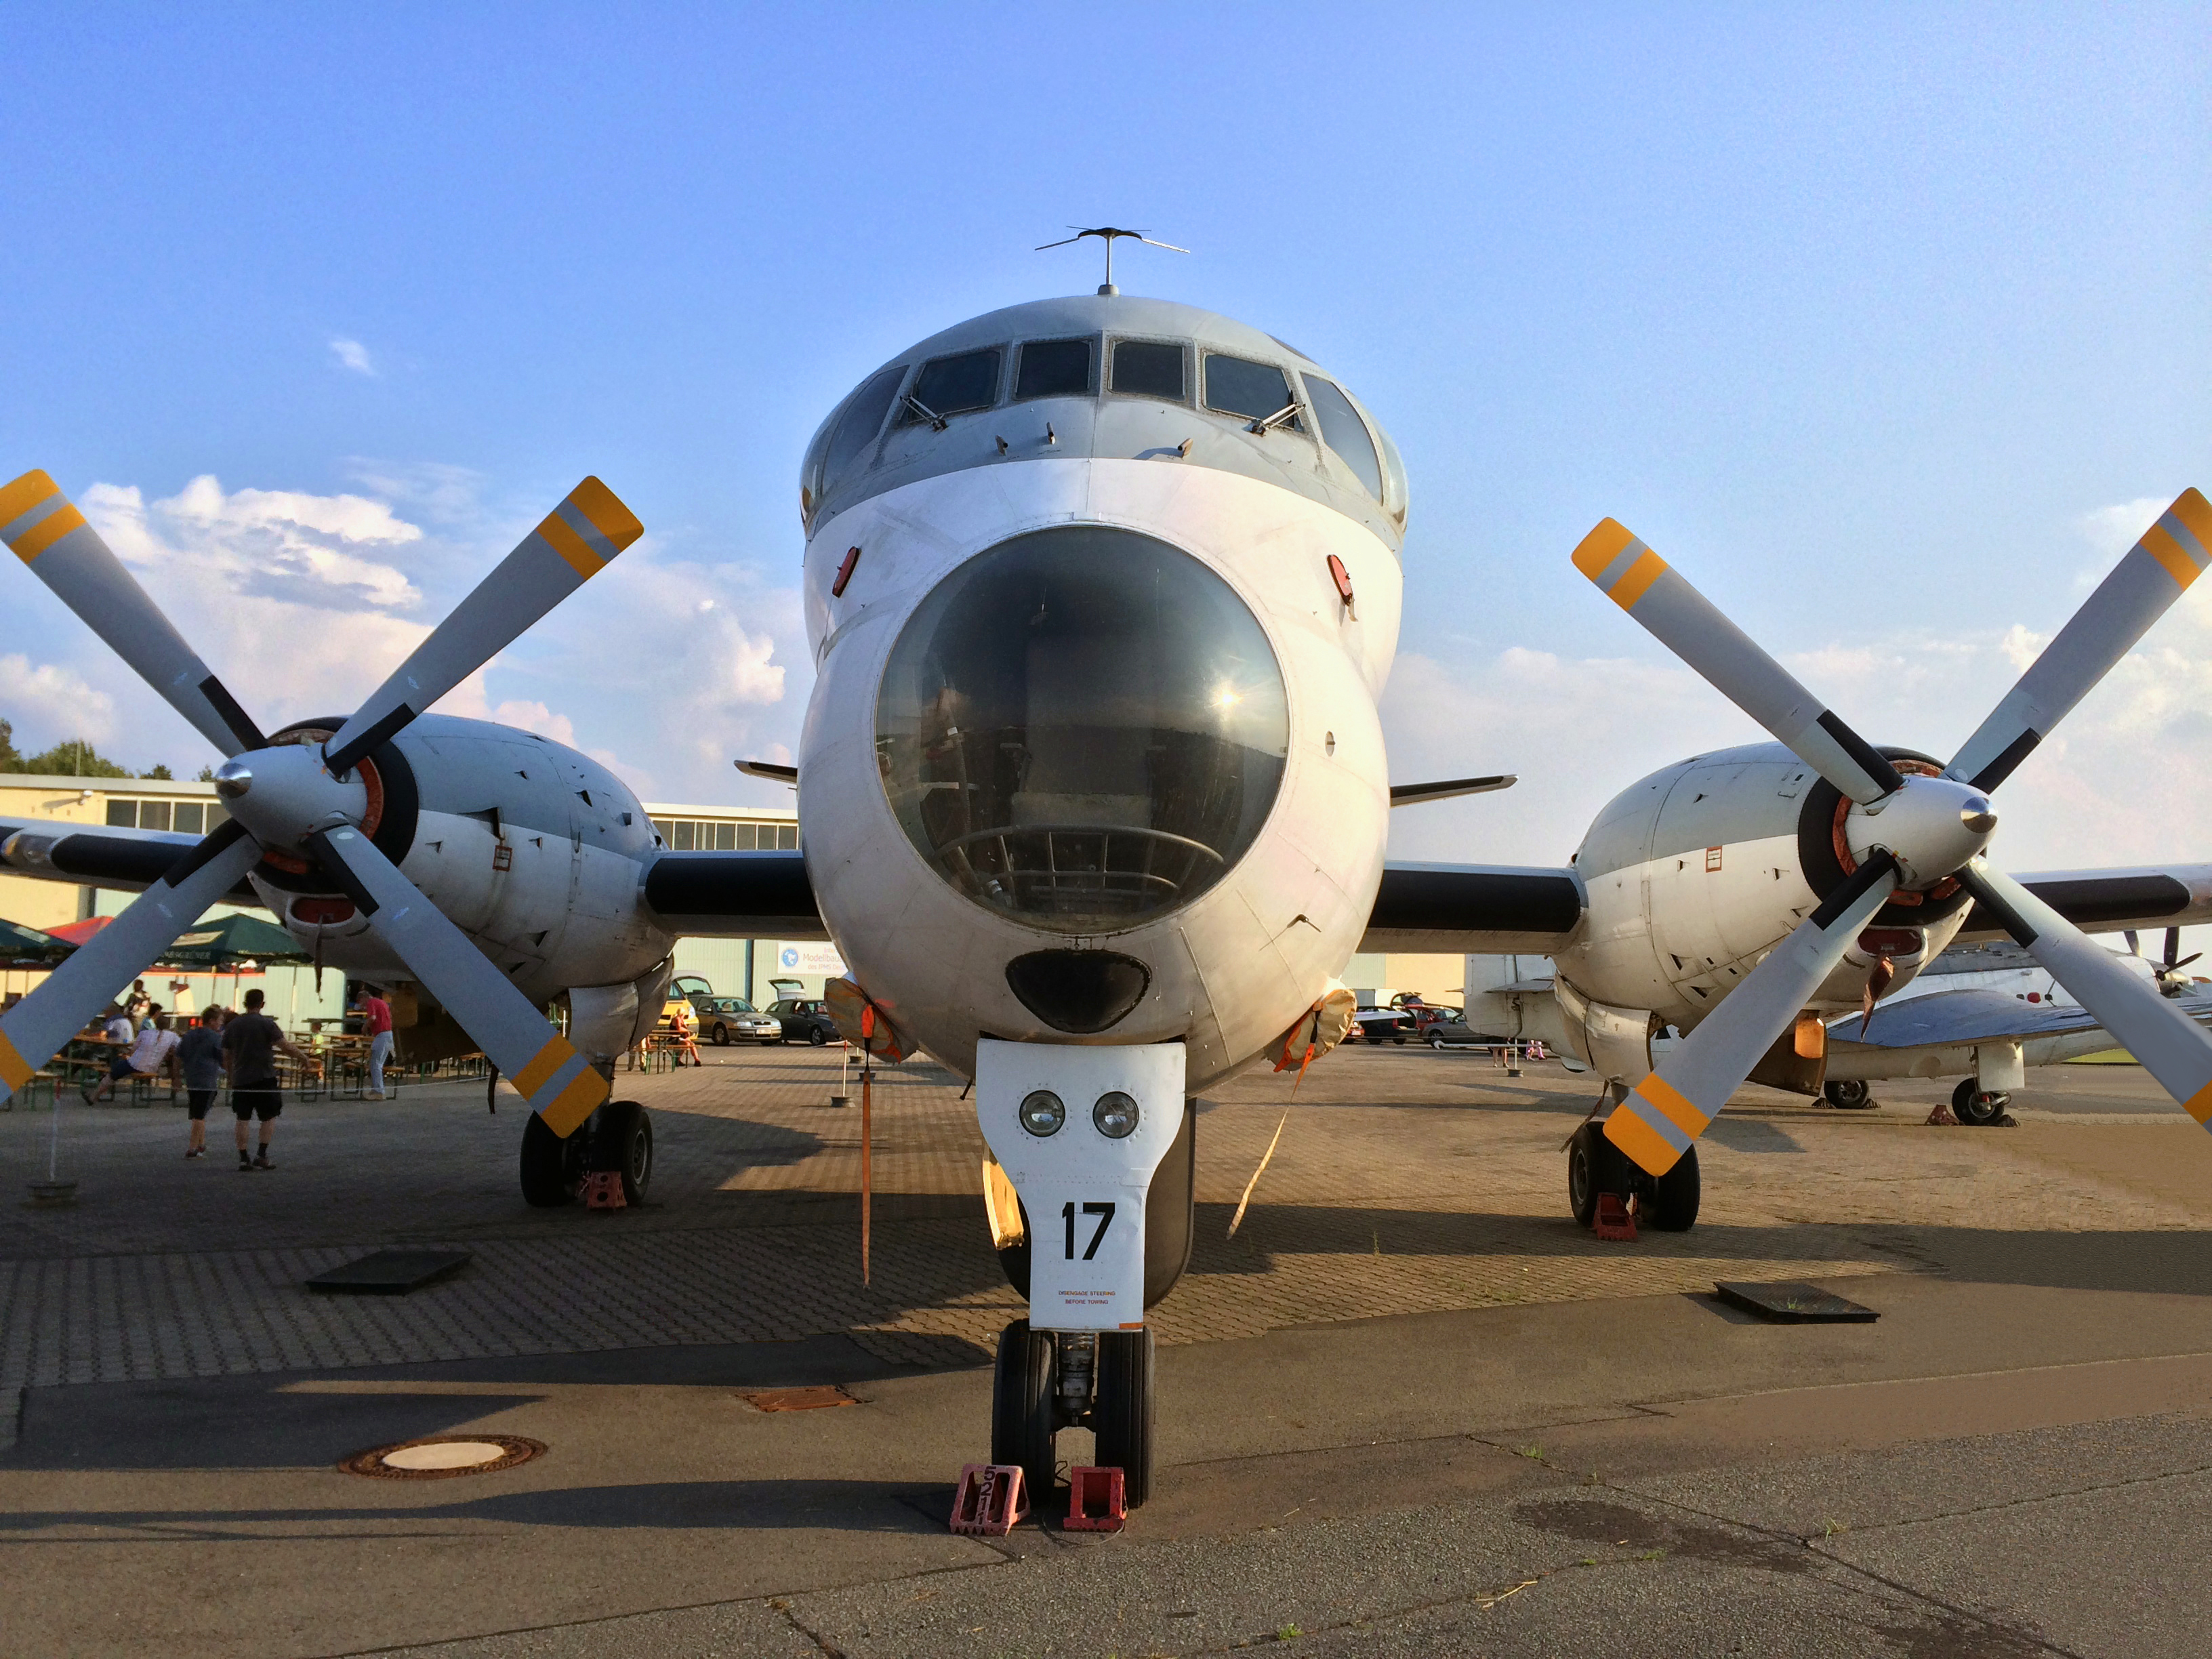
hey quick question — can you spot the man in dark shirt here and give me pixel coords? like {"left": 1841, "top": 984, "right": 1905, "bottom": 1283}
{"left": 220, "top": 987, "right": 319, "bottom": 1171}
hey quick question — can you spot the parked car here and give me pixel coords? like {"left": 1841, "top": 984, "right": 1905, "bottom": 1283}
{"left": 768, "top": 997, "right": 841, "bottom": 1045}
{"left": 695, "top": 996, "right": 783, "bottom": 1046}
{"left": 1351, "top": 1008, "right": 1414, "bottom": 1044}
{"left": 1414, "top": 1006, "right": 1483, "bottom": 1048}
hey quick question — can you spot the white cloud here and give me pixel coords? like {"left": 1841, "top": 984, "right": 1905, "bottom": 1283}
{"left": 52, "top": 470, "right": 808, "bottom": 801}
{"left": 2078, "top": 495, "right": 2172, "bottom": 567}
{"left": 329, "top": 337, "right": 376, "bottom": 377}
{"left": 0, "top": 654, "right": 118, "bottom": 751}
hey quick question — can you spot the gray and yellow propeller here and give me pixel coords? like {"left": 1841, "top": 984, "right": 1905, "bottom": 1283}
{"left": 1571, "top": 488, "right": 2212, "bottom": 1174}
{"left": 0, "top": 468, "right": 640, "bottom": 1138}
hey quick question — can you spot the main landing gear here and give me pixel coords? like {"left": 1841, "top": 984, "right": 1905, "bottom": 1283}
{"left": 1950, "top": 1076, "right": 2013, "bottom": 1126}
{"left": 1567, "top": 1118, "right": 1699, "bottom": 1232}
{"left": 519, "top": 1099, "right": 653, "bottom": 1207}
{"left": 992, "top": 1322, "right": 1155, "bottom": 1509}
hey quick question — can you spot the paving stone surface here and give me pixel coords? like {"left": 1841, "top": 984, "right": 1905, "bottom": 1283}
{"left": 3, "top": 1044, "right": 2207, "bottom": 1391}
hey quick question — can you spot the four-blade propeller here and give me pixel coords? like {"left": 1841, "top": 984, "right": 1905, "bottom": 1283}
{"left": 1574, "top": 489, "right": 2212, "bottom": 1172}
{"left": 0, "top": 469, "right": 641, "bottom": 1136}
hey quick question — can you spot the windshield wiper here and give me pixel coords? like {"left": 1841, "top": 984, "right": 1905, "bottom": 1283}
{"left": 1247, "top": 401, "right": 1300, "bottom": 436}
{"left": 904, "top": 394, "right": 949, "bottom": 432}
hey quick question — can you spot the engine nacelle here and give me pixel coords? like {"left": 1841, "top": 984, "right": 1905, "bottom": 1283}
{"left": 1557, "top": 741, "right": 1971, "bottom": 1038}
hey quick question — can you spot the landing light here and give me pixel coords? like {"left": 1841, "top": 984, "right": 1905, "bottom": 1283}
{"left": 1092, "top": 1091, "right": 1139, "bottom": 1139}
{"left": 1019, "top": 1090, "right": 1066, "bottom": 1136}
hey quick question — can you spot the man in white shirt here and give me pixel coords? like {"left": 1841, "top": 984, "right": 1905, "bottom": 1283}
{"left": 85, "top": 1008, "right": 182, "bottom": 1103}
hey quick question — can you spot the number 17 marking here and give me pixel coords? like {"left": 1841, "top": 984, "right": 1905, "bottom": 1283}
{"left": 1061, "top": 1200, "right": 1115, "bottom": 1260}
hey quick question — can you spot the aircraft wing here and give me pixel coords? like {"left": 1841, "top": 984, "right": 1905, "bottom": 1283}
{"left": 1358, "top": 863, "right": 1584, "bottom": 954}
{"left": 0, "top": 816, "right": 259, "bottom": 903}
{"left": 1825, "top": 983, "right": 2212, "bottom": 1075}
{"left": 640, "top": 849, "right": 829, "bottom": 940}
{"left": 1962, "top": 865, "right": 2212, "bottom": 940}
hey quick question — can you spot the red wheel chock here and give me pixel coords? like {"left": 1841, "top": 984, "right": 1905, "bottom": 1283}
{"left": 1592, "top": 1193, "right": 1637, "bottom": 1242}
{"left": 581, "top": 1171, "right": 627, "bottom": 1210}
{"left": 949, "top": 1463, "right": 1029, "bottom": 1536}
{"left": 1065, "top": 1465, "right": 1126, "bottom": 1531}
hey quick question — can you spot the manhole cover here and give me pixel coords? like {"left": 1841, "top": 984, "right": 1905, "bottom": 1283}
{"left": 743, "top": 1385, "right": 858, "bottom": 1412}
{"left": 339, "top": 1435, "right": 546, "bottom": 1479}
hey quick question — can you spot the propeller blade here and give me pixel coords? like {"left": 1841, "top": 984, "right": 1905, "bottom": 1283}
{"left": 1572, "top": 518, "right": 1904, "bottom": 804}
{"left": 323, "top": 478, "right": 642, "bottom": 773}
{"left": 1, "top": 470, "right": 266, "bottom": 755}
{"left": 2168, "top": 927, "right": 2185, "bottom": 968}
{"left": 1957, "top": 861, "right": 2212, "bottom": 1130}
{"left": 1945, "top": 489, "right": 2211, "bottom": 792}
{"left": 1605, "top": 854, "right": 1900, "bottom": 1175}
{"left": 303, "top": 826, "right": 608, "bottom": 1135}
{"left": 0, "top": 823, "right": 262, "bottom": 1101}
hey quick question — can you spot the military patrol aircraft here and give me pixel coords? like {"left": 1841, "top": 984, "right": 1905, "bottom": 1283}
{"left": 7, "top": 259, "right": 2212, "bottom": 1509}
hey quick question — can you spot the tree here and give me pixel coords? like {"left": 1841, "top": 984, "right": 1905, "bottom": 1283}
{"left": 0, "top": 717, "right": 18, "bottom": 771}
{"left": 140, "top": 764, "right": 174, "bottom": 780}
{"left": 16, "top": 738, "right": 133, "bottom": 778}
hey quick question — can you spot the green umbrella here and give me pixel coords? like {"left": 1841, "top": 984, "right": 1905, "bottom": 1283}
{"left": 0, "top": 918, "right": 73, "bottom": 966}
{"left": 157, "top": 912, "right": 312, "bottom": 968}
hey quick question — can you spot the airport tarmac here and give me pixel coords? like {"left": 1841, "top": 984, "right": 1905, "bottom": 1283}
{"left": 5, "top": 1044, "right": 2211, "bottom": 1656}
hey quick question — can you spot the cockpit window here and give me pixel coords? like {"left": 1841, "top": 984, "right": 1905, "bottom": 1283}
{"left": 823, "top": 365, "right": 906, "bottom": 486}
{"left": 1110, "top": 339, "right": 1187, "bottom": 401}
{"left": 1015, "top": 338, "right": 1093, "bottom": 401}
{"left": 901, "top": 349, "right": 1002, "bottom": 424}
{"left": 1303, "top": 375, "right": 1383, "bottom": 501}
{"left": 1204, "top": 354, "right": 1299, "bottom": 427}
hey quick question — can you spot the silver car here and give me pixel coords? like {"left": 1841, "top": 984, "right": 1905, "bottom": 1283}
{"left": 695, "top": 996, "right": 782, "bottom": 1045}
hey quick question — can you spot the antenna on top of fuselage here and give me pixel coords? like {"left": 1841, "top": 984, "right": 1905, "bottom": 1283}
{"left": 1035, "top": 226, "right": 1189, "bottom": 295}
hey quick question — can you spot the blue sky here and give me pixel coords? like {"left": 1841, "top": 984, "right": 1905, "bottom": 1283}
{"left": 3, "top": 5, "right": 2207, "bottom": 878}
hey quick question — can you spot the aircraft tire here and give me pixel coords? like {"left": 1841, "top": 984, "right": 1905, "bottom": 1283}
{"left": 519, "top": 1112, "right": 584, "bottom": 1208}
{"left": 1824, "top": 1078, "right": 1872, "bottom": 1109}
{"left": 1644, "top": 1145, "right": 1700, "bottom": 1232}
{"left": 593, "top": 1101, "right": 653, "bottom": 1204}
{"left": 1952, "top": 1078, "right": 2009, "bottom": 1126}
{"left": 1567, "top": 1122, "right": 1626, "bottom": 1229}
{"left": 991, "top": 1319, "right": 1057, "bottom": 1504}
{"left": 1094, "top": 1327, "right": 1155, "bottom": 1508}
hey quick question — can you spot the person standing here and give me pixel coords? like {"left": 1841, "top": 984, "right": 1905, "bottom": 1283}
{"left": 125, "top": 979, "right": 152, "bottom": 1027}
{"left": 177, "top": 1007, "right": 226, "bottom": 1158}
{"left": 356, "top": 985, "right": 394, "bottom": 1100}
{"left": 220, "top": 987, "right": 319, "bottom": 1170}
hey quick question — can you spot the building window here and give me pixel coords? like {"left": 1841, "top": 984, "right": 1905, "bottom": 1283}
{"left": 106, "top": 800, "right": 136, "bottom": 827}
{"left": 173, "top": 802, "right": 205, "bottom": 834}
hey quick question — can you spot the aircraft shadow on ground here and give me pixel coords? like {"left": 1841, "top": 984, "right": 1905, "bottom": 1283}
{"left": 1192, "top": 1200, "right": 2212, "bottom": 1299}
{"left": 0, "top": 1479, "right": 951, "bottom": 1539}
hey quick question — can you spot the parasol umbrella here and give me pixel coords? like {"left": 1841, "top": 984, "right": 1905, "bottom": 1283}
{"left": 0, "top": 918, "right": 74, "bottom": 967}
{"left": 157, "top": 913, "right": 310, "bottom": 969}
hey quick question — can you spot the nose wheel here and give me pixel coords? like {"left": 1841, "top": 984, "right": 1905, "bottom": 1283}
{"left": 991, "top": 1319, "right": 1157, "bottom": 1514}
{"left": 1568, "top": 1120, "right": 1700, "bottom": 1233}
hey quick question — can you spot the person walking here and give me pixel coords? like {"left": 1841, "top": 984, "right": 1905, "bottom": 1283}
{"left": 177, "top": 1007, "right": 226, "bottom": 1158}
{"left": 87, "top": 1008, "right": 181, "bottom": 1103}
{"left": 356, "top": 985, "right": 394, "bottom": 1100}
{"left": 220, "top": 987, "right": 319, "bottom": 1170}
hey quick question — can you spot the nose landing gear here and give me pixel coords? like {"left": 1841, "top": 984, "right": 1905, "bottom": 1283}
{"left": 1567, "top": 1118, "right": 1700, "bottom": 1233}
{"left": 991, "top": 1319, "right": 1157, "bottom": 1512}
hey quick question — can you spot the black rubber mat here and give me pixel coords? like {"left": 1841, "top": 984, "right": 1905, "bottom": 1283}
{"left": 1713, "top": 1280, "right": 1877, "bottom": 1323}
{"left": 306, "top": 1249, "right": 472, "bottom": 1295}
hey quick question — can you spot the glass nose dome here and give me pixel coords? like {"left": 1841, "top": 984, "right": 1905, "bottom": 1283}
{"left": 876, "top": 526, "right": 1290, "bottom": 932}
